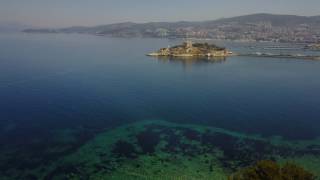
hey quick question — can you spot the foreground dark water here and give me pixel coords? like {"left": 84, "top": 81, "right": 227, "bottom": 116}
{"left": 0, "top": 33, "right": 320, "bottom": 179}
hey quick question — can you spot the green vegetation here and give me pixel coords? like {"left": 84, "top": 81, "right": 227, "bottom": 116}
{"left": 229, "top": 160, "right": 316, "bottom": 180}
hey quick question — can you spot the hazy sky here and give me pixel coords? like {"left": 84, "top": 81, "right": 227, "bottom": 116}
{"left": 1, "top": 0, "right": 319, "bottom": 27}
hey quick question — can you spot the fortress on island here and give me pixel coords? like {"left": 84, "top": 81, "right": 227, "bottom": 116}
{"left": 148, "top": 41, "right": 232, "bottom": 58}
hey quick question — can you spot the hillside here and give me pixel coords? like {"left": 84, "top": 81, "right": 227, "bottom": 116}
{"left": 23, "top": 13, "right": 320, "bottom": 43}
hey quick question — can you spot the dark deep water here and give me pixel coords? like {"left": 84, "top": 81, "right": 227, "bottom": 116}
{"left": 0, "top": 33, "right": 320, "bottom": 178}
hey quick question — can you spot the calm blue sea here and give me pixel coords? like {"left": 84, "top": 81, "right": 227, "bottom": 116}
{"left": 0, "top": 33, "right": 320, "bottom": 176}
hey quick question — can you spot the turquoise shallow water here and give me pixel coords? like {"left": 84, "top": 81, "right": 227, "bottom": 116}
{"left": 0, "top": 33, "right": 320, "bottom": 179}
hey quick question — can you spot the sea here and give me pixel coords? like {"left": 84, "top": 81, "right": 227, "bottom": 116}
{"left": 0, "top": 33, "right": 320, "bottom": 179}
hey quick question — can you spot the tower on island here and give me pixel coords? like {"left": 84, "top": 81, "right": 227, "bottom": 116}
{"left": 185, "top": 40, "right": 193, "bottom": 48}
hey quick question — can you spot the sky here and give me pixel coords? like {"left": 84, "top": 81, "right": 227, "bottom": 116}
{"left": 0, "top": 0, "right": 320, "bottom": 28}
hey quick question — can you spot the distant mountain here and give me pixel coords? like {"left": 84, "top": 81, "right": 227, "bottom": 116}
{"left": 212, "top": 13, "right": 320, "bottom": 25}
{"left": 0, "top": 22, "right": 33, "bottom": 32}
{"left": 23, "top": 14, "right": 320, "bottom": 43}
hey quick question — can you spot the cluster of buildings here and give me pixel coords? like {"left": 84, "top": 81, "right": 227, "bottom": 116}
{"left": 151, "top": 22, "right": 320, "bottom": 43}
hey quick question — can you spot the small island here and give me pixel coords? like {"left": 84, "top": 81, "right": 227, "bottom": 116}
{"left": 147, "top": 41, "right": 232, "bottom": 57}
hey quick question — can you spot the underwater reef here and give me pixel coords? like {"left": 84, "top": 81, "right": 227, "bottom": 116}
{"left": 0, "top": 120, "right": 319, "bottom": 179}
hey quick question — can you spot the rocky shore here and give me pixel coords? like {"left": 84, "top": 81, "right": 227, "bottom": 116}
{"left": 305, "top": 44, "right": 320, "bottom": 51}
